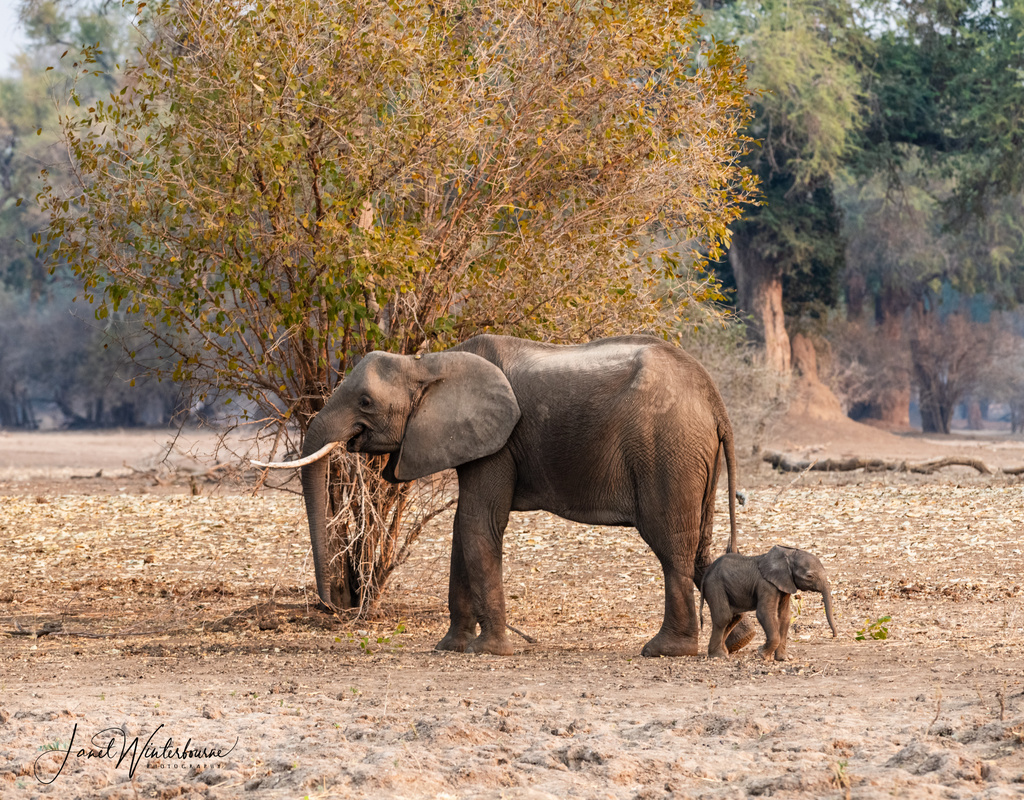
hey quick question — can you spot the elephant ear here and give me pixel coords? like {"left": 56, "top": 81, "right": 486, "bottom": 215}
{"left": 758, "top": 546, "right": 799, "bottom": 594}
{"left": 392, "top": 351, "right": 520, "bottom": 481}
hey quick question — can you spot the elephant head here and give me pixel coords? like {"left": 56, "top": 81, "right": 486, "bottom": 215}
{"left": 758, "top": 545, "right": 837, "bottom": 637}
{"left": 254, "top": 350, "right": 521, "bottom": 609}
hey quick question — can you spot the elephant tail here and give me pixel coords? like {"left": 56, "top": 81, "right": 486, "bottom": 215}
{"left": 698, "top": 573, "right": 707, "bottom": 630}
{"left": 720, "top": 419, "right": 738, "bottom": 554}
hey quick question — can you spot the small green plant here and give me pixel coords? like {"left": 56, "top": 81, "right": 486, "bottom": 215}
{"left": 341, "top": 622, "right": 407, "bottom": 655}
{"left": 855, "top": 616, "right": 891, "bottom": 641}
{"left": 39, "top": 740, "right": 67, "bottom": 752}
{"left": 831, "top": 759, "right": 851, "bottom": 790}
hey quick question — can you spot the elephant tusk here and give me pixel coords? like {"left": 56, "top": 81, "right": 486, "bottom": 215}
{"left": 251, "top": 441, "right": 340, "bottom": 469}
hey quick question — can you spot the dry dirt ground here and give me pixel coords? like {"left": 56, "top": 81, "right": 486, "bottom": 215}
{"left": 1, "top": 425, "right": 1023, "bottom": 800}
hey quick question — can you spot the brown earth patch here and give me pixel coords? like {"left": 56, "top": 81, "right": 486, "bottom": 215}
{"left": 1, "top": 428, "right": 1023, "bottom": 798}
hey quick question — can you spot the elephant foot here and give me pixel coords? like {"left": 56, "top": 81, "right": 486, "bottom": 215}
{"left": 774, "top": 649, "right": 789, "bottom": 662}
{"left": 707, "top": 646, "right": 730, "bottom": 659}
{"left": 641, "top": 631, "right": 700, "bottom": 658}
{"left": 725, "top": 617, "right": 757, "bottom": 654}
{"left": 758, "top": 644, "right": 780, "bottom": 661}
{"left": 434, "top": 625, "right": 477, "bottom": 653}
{"left": 465, "top": 631, "right": 513, "bottom": 656}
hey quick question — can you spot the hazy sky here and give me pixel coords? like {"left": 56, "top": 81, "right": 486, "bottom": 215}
{"left": 0, "top": 1, "right": 29, "bottom": 77}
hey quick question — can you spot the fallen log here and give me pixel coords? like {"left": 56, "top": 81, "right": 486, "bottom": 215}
{"left": 905, "top": 456, "right": 992, "bottom": 475}
{"left": 763, "top": 451, "right": 994, "bottom": 475}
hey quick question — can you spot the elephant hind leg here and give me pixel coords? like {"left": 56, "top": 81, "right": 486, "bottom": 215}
{"left": 708, "top": 614, "right": 741, "bottom": 658}
{"left": 641, "top": 550, "right": 701, "bottom": 658}
{"left": 725, "top": 615, "right": 758, "bottom": 653}
{"left": 636, "top": 496, "right": 703, "bottom": 657}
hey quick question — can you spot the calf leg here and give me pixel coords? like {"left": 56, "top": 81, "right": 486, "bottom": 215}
{"left": 756, "top": 590, "right": 783, "bottom": 661}
{"left": 773, "top": 593, "right": 792, "bottom": 661}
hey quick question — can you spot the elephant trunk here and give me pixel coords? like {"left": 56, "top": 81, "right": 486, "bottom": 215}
{"left": 821, "top": 583, "right": 837, "bottom": 637}
{"left": 300, "top": 407, "right": 359, "bottom": 611}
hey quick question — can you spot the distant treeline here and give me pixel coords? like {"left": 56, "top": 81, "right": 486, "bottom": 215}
{"left": 0, "top": 293, "right": 203, "bottom": 429}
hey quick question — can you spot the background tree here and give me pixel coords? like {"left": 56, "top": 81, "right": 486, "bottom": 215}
{"left": 42, "top": 0, "right": 754, "bottom": 610}
{"left": 701, "top": 0, "right": 864, "bottom": 372}
{"left": 0, "top": 0, "right": 187, "bottom": 429}
{"left": 837, "top": 0, "right": 1024, "bottom": 431}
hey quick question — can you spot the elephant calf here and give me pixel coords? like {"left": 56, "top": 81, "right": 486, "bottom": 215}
{"left": 699, "top": 545, "right": 837, "bottom": 661}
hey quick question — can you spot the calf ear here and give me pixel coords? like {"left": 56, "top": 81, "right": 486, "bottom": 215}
{"left": 758, "top": 546, "right": 798, "bottom": 594}
{"left": 392, "top": 351, "right": 520, "bottom": 481}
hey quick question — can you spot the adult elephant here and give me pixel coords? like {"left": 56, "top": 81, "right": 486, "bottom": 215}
{"left": 255, "top": 334, "right": 750, "bottom": 657}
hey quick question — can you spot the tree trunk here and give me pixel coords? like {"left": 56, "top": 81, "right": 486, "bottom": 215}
{"left": 966, "top": 398, "right": 984, "bottom": 430}
{"left": 729, "top": 234, "right": 791, "bottom": 374}
{"left": 753, "top": 276, "right": 791, "bottom": 373}
{"left": 874, "top": 300, "right": 911, "bottom": 427}
{"left": 909, "top": 308, "right": 988, "bottom": 435}
{"left": 325, "top": 454, "right": 414, "bottom": 611}
{"left": 917, "top": 387, "right": 953, "bottom": 434}
{"left": 845, "top": 270, "right": 867, "bottom": 320}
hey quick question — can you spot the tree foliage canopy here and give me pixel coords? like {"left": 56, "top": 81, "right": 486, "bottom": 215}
{"left": 42, "top": 0, "right": 754, "bottom": 437}
{"left": 860, "top": 0, "right": 1024, "bottom": 218}
{"left": 701, "top": 0, "right": 864, "bottom": 330}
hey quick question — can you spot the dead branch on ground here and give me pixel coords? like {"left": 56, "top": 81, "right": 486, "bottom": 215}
{"left": 763, "top": 451, "right": 998, "bottom": 475}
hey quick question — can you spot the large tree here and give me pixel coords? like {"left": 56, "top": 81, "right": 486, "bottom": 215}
{"left": 839, "top": 0, "right": 1024, "bottom": 431}
{"left": 0, "top": 1, "right": 182, "bottom": 429}
{"left": 42, "top": 0, "right": 754, "bottom": 609}
{"left": 701, "top": 0, "right": 864, "bottom": 372}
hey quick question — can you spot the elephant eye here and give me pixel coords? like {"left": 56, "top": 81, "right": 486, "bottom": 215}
{"left": 358, "top": 395, "right": 372, "bottom": 409}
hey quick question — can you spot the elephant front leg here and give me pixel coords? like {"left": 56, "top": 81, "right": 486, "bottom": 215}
{"left": 460, "top": 525, "right": 513, "bottom": 656}
{"left": 434, "top": 524, "right": 478, "bottom": 653}
{"left": 756, "top": 592, "right": 783, "bottom": 661}
{"left": 441, "top": 455, "right": 515, "bottom": 656}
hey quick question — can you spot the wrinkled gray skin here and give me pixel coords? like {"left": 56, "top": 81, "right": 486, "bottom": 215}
{"left": 299, "top": 334, "right": 745, "bottom": 657}
{"left": 700, "top": 545, "right": 837, "bottom": 661}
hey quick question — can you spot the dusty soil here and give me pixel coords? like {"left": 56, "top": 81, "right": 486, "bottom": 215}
{"left": 1, "top": 424, "right": 1023, "bottom": 799}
